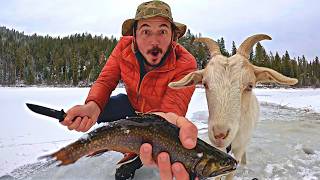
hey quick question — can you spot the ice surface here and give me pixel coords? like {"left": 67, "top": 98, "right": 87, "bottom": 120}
{"left": 0, "top": 87, "right": 319, "bottom": 179}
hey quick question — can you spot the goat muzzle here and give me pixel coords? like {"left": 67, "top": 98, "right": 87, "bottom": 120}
{"left": 213, "top": 129, "right": 230, "bottom": 140}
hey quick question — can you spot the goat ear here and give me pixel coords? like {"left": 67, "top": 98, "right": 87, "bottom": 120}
{"left": 169, "top": 70, "right": 204, "bottom": 89}
{"left": 253, "top": 65, "right": 298, "bottom": 85}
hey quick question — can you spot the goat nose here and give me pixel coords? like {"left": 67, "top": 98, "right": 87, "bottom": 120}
{"left": 213, "top": 128, "right": 230, "bottom": 140}
{"left": 214, "top": 133, "right": 226, "bottom": 139}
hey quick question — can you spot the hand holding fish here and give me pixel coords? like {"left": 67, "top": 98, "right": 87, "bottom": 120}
{"left": 140, "top": 112, "right": 198, "bottom": 180}
{"left": 61, "top": 101, "right": 101, "bottom": 132}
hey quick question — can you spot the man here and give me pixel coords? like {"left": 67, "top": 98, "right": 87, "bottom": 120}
{"left": 61, "top": 1, "right": 198, "bottom": 180}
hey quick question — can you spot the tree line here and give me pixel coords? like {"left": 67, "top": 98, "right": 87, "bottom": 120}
{"left": 0, "top": 26, "right": 319, "bottom": 87}
{"left": 0, "top": 26, "right": 117, "bottom": 86}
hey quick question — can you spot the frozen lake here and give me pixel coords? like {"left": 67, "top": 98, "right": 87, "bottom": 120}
{"left": 0, "top": 87, "right": 319, "bottom": 179}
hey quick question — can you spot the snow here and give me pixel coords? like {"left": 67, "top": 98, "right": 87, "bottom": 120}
{"left": 187, "top": 88, "right": 320, "bottom": 117}
{"left": 255, "top": 88, "right": 320, "bottom": 113}
{"left": 0, "top": 87, "right": 319, "bottom": 179}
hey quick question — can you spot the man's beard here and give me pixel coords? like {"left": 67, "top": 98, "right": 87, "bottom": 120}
{"left": 145, "top": 46, "right": 164, "bottom": 67}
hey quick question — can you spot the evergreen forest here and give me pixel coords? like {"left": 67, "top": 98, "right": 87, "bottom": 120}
{"left": 1, "top": 27, "right": 319, "bottom": 87}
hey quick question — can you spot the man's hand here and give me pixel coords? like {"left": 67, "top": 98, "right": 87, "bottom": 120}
{"left": 140, "top": 112, "right": 198, "bottom": 180}
{"left": 60, "top": 101, "right": 101, "bottom": 132}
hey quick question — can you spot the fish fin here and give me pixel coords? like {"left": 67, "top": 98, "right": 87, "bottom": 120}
{"left": 117, "top": 153, "right": 138, "bottom": 165}
{"left": 38, "top": 149, "right": 77, "bottom": 166}
{"left": 86, "top": 149, "right": 109, "bottom": 158}
{"left": 38, "top": 154, "right": 59, "bottom": 166}
{"left": 38, "top": 154, "right": 54, "bottom": 161}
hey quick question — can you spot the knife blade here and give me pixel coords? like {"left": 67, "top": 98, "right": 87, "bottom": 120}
{"left": 26, "top": 103, "right": 66, "bottom": 122}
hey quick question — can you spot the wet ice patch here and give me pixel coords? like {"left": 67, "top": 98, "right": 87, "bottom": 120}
{"left": 8, "top": 160, "right": 58, "bottom": 179}
{"left": 265, "top": 163, "right": 286, "bottom": 175}
{"left": 297, "top": 167, "right": 318, "bottom": 180}
{"left": 295, "top": 143, "right": 303, "bottom": 150}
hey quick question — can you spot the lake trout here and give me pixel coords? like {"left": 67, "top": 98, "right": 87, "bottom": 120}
{"left": 40, "top": 114, "right": 237, "bottom": 178}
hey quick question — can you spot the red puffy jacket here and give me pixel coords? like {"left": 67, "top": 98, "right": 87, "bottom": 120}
{"left": 85, "top": 36, "right": 197, "bottom": 116}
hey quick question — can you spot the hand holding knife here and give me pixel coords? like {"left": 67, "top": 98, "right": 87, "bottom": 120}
{"left": 26, "top": 102, "right": 101, "bottom": 132}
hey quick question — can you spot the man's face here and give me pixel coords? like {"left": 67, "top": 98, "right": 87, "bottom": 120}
{"left": 135, "top": 16, "right": 173, "bottom": 67}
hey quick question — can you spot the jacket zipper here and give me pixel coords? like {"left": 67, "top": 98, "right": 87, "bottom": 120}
{"left": 136, "top": 67, "right": 174, "bottom": 112}
{"left": 137, "top": 72, "right": 148, "bottom": 112}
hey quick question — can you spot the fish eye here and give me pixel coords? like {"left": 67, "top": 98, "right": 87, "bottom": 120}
{"left": 219, "top": 161, "right": 225, "bottom": 166}
{"left": 219, "top": 160, "right": 229, "bottom": 167}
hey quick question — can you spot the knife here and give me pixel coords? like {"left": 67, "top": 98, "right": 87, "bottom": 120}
{"left": 26, "top": 103, "right": 67, "bottom": 122}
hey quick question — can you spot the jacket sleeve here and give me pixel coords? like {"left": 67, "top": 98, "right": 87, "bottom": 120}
{"left": 150, "top": 45, "right": 197, "bottom": 117}
{"left": 85, "top": 38, "right": 125, "bottom": 111}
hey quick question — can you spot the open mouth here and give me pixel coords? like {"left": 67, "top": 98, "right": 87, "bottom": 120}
{"left": 151, "top": 50, "right": 160, "bottom": 57}
{"left": 199, "top": 155, "right": 238, "bottom": 178}
{"left": 208, "top": 158, "right": 238, "bottom": 177}
{"left": 209, "top": 164, "right": 237, "bottom": 177}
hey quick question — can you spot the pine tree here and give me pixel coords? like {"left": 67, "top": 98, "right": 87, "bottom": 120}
{"left": 273, "top": 52, "right": 282, "bottom": 73}
{"left": 313, "top": 56, "right": 319, "bottom": 79}
{"left": 26, "top": 66, "right": 35, "bottom": 84}
{"left": 281, "top": 51, "right": 291, "bottom": 77}
{"left": 231, "top": 41, "right": 237, "bottom": 56}
{"left": 217, "top": 37, "right": 230, "bottom": 57}
{"left": 253, "top": 42, "right": 267, "bottom": 66}
{"left": 249, "top": 50, "right": 254, "bottom": 62}
{"left": 71, "top": 49, "right": 79, "bottom": 86}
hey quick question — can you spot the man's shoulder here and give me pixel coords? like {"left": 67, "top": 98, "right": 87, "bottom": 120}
{"left": 112, "top": 36, "right": 134, "bottom": 58}
{"left": 118, "top": 36, "right": 134, "bottom": 47}
{"left": 174, "top": 43, "right": 197, "bottom": 65}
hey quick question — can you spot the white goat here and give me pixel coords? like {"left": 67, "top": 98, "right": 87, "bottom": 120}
{"left": 169, "top": 34, "right": 298, "bottom": 179}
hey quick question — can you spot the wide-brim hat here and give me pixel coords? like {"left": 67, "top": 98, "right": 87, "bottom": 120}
{"left": 122, "top": 0, "right": 187, "bottom": 40}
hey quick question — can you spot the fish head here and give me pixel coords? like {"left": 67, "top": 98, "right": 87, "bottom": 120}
{"left": 195, "top": 154, "right": 238, "bottom": 178}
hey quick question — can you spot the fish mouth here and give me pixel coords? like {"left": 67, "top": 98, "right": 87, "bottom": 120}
{"left": 209, "top": 165, "right": 237, "bottom": 177}
{"left": 209, "top": 159, "right": 238, "bottom": 177}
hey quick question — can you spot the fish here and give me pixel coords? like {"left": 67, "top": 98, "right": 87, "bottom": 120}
{"left": 40, "top": 113, "right": 237, "bottom": 178}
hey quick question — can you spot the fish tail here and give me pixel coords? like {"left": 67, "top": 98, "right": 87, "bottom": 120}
{"left": 39, "top": 147, "right": 78, "bottom": 166}
{"left": 39, "top": 140, "right": 89, "bottom": 166}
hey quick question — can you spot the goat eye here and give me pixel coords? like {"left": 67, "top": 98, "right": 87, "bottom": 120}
{"left": 203, "top": 83, "right": 208, "bottom": 89}
{"left": 245, "top": 84, "right": 253, "bottom": 91}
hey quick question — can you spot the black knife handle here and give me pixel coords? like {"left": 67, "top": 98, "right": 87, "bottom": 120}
{"left": 58, "top": 109, "right": 67, "bottom": 122}
{"left": 59, "top": 109, "right": 79, "bottom": 123}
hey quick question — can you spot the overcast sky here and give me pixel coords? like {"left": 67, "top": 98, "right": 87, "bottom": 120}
{"left": 0, "top": 0, "right": 319, "bottom": 60}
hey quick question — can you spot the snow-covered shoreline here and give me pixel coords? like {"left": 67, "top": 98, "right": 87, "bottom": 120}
{"left": 1, "top": 86, "right": 319, "bottom": 112}
{"left": 1, "top": 87, "right": 320, "bottom": 179}
{"left": 255, "top": 88, "right": 320, "bottom": 113}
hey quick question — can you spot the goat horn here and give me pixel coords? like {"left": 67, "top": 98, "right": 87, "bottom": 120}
{"left": 237, "top": 34, "right": 272, "bottom": 59}
{"left": 194, "top": 37, "right": 221, "bottom": 57}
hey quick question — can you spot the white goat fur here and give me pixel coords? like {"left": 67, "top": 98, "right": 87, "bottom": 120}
{"left": 169, "top": 34, "right": 298, "bottom": 179}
